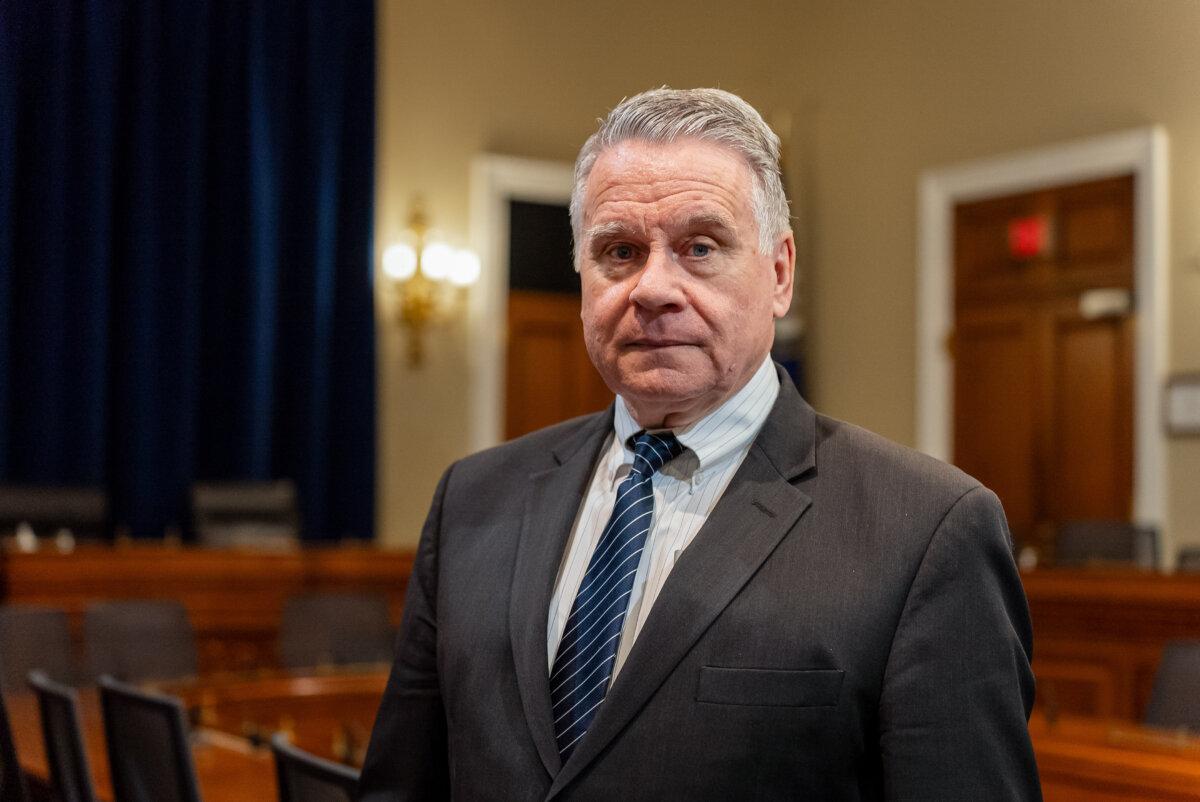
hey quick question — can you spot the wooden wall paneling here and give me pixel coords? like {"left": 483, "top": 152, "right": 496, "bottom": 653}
{"left": 0, "top": 544, "right": 414, "bottom": 674}
{"left": 1032, "top": 652, "right": 1122, "bottom": 718}
{"left": 302, "top": 546, "right": 413, "bottom": 627}
{"left": 1031, "top": 638, "right": 1162, "bottom": 719}
{"left": 1031, "top": 711, "right": 1200, "bottom": 802}
{"left": 1023, "top": 569, "right": 1200, "bottom": 720}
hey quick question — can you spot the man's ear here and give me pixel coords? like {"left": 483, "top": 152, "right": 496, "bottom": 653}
{"left": 770, "top": 231, "right": 796, "bottom": 318}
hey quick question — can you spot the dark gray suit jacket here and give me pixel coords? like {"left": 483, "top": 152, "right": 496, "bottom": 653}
{"left": 358, "top": 370, "right": 1040, "bottom": 801}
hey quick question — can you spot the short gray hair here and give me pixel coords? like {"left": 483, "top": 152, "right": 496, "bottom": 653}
{"left": 569, "top": 87, "right": 790, "bottom": 262}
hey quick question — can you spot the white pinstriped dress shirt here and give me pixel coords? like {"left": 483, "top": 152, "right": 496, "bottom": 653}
{"left": 546, "top": 356, "right": 780, "bottom": 679}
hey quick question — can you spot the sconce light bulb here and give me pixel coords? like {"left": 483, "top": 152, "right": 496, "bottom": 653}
{"left": 383, "top": 243, "right": 417, "bottom": 281}
{"left": 448, "top": 249, "right": 481, "bottom": 287}
{"left": 421, "top": 242, "right": 455, "bottom": 280}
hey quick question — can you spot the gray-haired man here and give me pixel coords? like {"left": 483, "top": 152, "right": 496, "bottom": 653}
{"left": 359, "top": 87, "right": 1040, "bottom": 801}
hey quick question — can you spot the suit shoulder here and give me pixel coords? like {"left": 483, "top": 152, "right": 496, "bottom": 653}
{"left": 450, "top": 409, "right": 610, "bottom": 479}
{"left": 812, "top": 413, "right": 981, "bottom": 503}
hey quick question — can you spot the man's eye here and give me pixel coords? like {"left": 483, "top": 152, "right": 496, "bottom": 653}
{"left": 610, "top": 244, "right": 635, "bottom": 260}
{"left": 688, "top": 242, "right": 713, "bottom": 258}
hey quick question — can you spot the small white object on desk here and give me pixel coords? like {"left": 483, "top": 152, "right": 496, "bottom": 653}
{"left": 54, "top": 527, "right": 76, "bottom": 553}
{"left": 14, "top": 521, "right": 37, "bottom": 552}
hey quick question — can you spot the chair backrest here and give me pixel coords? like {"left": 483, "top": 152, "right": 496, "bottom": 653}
{"left": 0, "top": 485, "right": 107, "bottom": 540}
{"left": 84, "top": 601, "right": 198, "bottom": 682}
{"left": 192, "top": 480, "right": 299, "bottom": 549}
{"left": 28, "top": 671, "right": 96, "bottom": 802}
{"left": 1054, "top": 520, "right": 1158, "bottom": 568}
{"left": 279, "top": 593, "right": 394, "bottom": 670}
{"left": 98, "top": 676, "right": 200, "bottom": 802}
{"left": 0, "top": 605, "right": 76, "bottom": 691}
{"left": 270, "top": 732, "right": 359, "bottom": 802}
{"left": 0, "top": 691, "right": 30, "bottom": 802}
{"left": 1177, "top": 548, "right": 1200, "bottom": 573}
{"left": 1143, "top": 640, "right": 1200, "bottom": 731}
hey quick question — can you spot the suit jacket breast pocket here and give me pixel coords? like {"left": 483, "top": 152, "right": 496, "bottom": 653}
{"left": 696, "top": 666, "right": 844, "bottom": 708}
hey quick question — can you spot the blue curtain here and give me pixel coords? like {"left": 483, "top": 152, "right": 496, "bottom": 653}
{"left": 0, "top": 1, "right": 376, "bottom": 541}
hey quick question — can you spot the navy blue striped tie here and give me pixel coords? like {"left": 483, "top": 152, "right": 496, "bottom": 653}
{"left": 550, "top": 430, "right": 684, "bottom": 761}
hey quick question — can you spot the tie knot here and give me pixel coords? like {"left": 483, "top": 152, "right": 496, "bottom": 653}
{"left": 628, "top": 431, "right": 684, "bottom": 478}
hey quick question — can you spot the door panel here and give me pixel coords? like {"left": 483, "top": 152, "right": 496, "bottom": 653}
{"left": 954, "top": 307, "right": 1038, "bottom": 541}
{"left": 952, "top": 174, "right": 1134, "bottom": 558}
{"left": 1050, "top": 306, "right": 1134, "bottom": 522}
{"left": 506, "top": 291, "right": 612, "bottom": 440}
{"left": 1058, "top": 176, "right": 1135, "bottom": 268}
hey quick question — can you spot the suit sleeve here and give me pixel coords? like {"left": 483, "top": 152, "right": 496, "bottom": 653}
{"left": 879, "top": 486, "right": 1042, "bottom": 801}
{"left": 357, "top": 466, "right": 453, "bottom": 802}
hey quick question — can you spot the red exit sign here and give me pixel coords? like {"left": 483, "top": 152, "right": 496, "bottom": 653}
{"left": 1008, "top": 214, "right": 1053, "bottom": 259}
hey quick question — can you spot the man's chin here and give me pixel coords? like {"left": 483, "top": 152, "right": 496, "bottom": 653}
{"left": 611, "top": 365, "right": 713, "bottom": 406}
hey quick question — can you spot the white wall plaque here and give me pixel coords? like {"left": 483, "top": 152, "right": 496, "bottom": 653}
{"left": 1165, "top": 374, "right": 1200, "bottom": 435}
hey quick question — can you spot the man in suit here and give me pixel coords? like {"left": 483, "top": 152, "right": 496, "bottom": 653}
{"left": 359, "top": 87, "right": 1040, "bottom": 801}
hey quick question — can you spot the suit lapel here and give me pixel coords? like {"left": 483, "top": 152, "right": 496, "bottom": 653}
{"left": 548, "top": 372, "right": 817, "bottom": 796}
{"left": 509, "top": 410, "right": 614, "bottom": 778}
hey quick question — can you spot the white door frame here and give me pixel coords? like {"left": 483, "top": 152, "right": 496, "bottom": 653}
{"left": 468, "top": 154, "right": 576, "bottom": 452}
{"left": 916, "top": 127, "right": 1170, "bottom": 550}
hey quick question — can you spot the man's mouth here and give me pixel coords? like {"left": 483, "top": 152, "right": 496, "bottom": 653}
{"left": 626, "top": 339, "right": 694, "bottom": 349}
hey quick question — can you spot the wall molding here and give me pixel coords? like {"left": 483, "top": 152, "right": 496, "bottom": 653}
{"left": 468, "top": 154, "right": 575, "bottom": 452}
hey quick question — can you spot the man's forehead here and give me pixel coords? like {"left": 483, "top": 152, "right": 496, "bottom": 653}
{"left": 581, "top": 139, "right": 753, "bottom": 228}
{"left": 587, "top": 138, "right": 751, "bottom": 186}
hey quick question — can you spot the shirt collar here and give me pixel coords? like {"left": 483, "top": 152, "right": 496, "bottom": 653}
{"left": 613, "top": 355, "right": 779, "bottom": 473}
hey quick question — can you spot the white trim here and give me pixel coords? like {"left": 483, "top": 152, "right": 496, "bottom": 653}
{"left": 469, "top": 155, "right": 575, "bottom": 451}
{"left": 917, "top": 127, "right": 1170, "bottom": 553}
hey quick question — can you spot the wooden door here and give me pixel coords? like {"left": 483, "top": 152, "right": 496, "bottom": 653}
{"left": 506, "top": 291, "right": 612, "bottom": 439}
{"left": 503, "top": 199, "right": 612, "bottom": 440}
{"left": 952, "top": 175, "right": 1134, "bottom": 557}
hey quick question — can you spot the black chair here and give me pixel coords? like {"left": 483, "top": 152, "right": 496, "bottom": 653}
{"left": 98, "top": 675, "right": 200, "bottom": 802}
{"left": 84, "top": 601, "right": 198, "bottom": 682}
{"left": 0, "top": 485, "right": 107, "bottom": 541}
{"left": 1054, "top": 520, "right": 1158, "bottom": 568}
{"left": 27, "top": 671, "right": 96, "bottom": 802}
{"left": 0, "top": 691, "right": 30, "bottom": 802}
{"left": 1177, "top": 547, "right": 1200, "bottom": 573}
{"left": 1143, "top": 640, "right": 1200, "bottom": 732}
{"left": 279, "top": 593, "right": 394, "bottom": 671}
{"left": 270, "top": 732, "right": 359, "bottom": 802}
{"left": 0, "top": 605, "right": 76, "bottom": 691}
{"left": 192, "top": 479, "right": 300, "bottom": 549}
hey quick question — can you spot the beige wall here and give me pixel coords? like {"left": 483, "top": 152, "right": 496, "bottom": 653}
{"left": 375, "top": 0, "right": 1200, "bottom": 552}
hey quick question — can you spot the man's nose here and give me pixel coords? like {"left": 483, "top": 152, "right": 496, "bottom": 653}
{"left": 628, "top": 247, "right": 685, "bottom": 311}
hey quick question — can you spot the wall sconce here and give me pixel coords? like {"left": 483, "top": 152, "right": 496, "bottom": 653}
{"left": 382, "top": 197, "right": 481, "bottom": 366}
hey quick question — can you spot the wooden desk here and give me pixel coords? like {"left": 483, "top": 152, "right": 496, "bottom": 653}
{"left": 0, "top": 543, "right": 414, "bottom": 673}
{"left": 160, "top": 670, "right": 388, "bottom": 766}
{"left": 1022, "top": 568, "right": 1200, "bottom": 719}
{"left": 1031, "top": 711, "right": 1200, "bottom": 801}
{"left": 11, "top": 671, "right": 385, "bottom": 800}
{"left": 15, "top": 671, "right": 1200, "bottom": 800}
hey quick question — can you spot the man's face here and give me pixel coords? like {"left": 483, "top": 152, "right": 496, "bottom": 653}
{"left": 578, "top": 138, "right": 794, "bottom": 428}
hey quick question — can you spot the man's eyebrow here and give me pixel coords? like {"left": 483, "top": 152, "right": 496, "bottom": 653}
{"left": 583, "top": 221, "right": 640, "bottom": 243}
{"left": 582, "top": 212, "right": 736, "bottom": 245}
{"left": 672, "top": 212, "right": 736, "bottom": 235}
